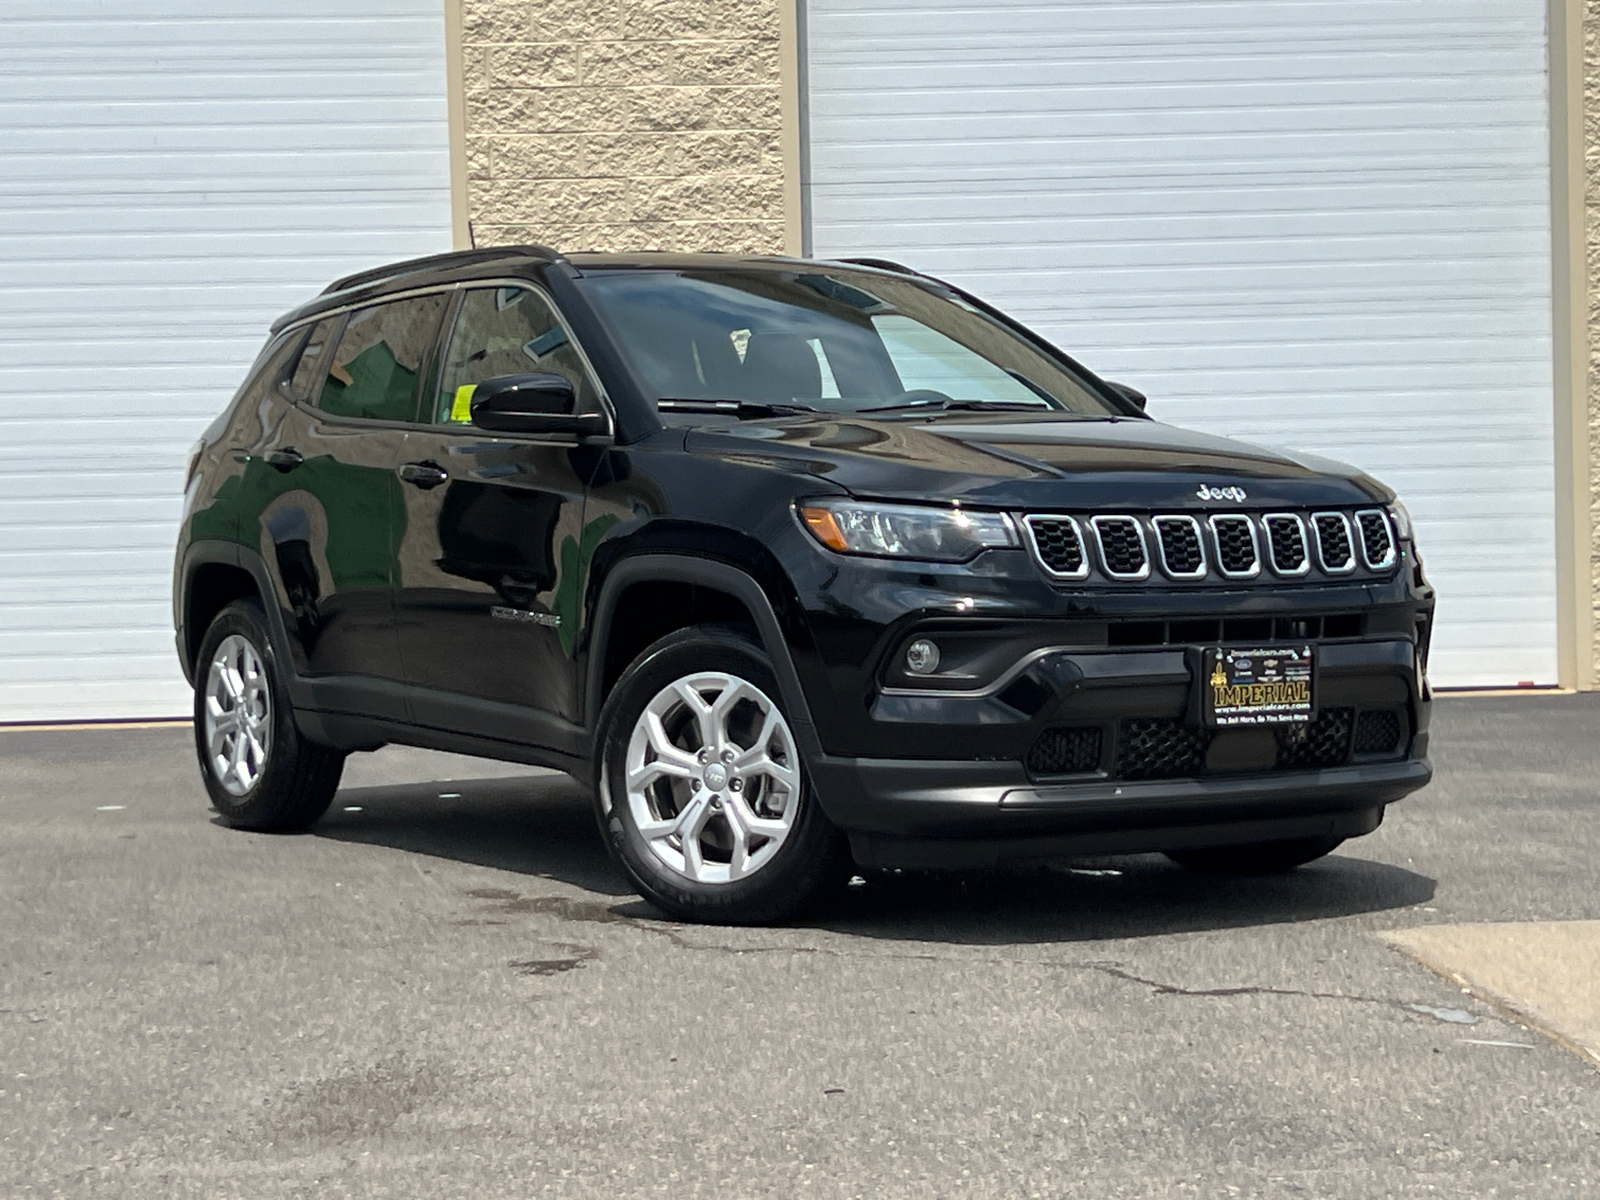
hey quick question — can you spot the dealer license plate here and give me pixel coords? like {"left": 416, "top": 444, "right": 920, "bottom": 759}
{"left": 1203, "top": 646, "right": 1315, "bottom": 727}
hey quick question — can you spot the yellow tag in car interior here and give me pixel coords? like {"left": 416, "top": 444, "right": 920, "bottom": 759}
{"left": 449, "top": 384, "right": 476, "bottom": 423}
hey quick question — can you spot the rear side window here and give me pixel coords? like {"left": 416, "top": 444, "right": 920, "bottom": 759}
{"left": 286, "top": 317, "right": 341, "bottom": 401}
{"left": 315, "top": 295, "right": 448, "bottom": 422}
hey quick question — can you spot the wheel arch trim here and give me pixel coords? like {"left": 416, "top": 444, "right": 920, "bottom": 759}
{"left": 177, "top": 541, "right": 293, "bottom": 687}
{"left": 584, "top": 554, "right": 817, "bottom": 737}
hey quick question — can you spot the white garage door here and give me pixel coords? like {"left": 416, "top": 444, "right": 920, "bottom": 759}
{"left": 0, "top": 1, "right": 453, "bottom": 721}
{"left": 806, "top": 0, "right": 1556, "bottom": 688}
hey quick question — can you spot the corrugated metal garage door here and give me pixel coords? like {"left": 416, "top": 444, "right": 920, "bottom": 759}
{"left": 806, "top": 0, "right": 1555, "bottom": 688}
{"left": 0, "top": 1, "right": 452, "bottom": 721}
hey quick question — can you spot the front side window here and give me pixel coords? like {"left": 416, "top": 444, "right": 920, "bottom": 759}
{"left": 315, "top": 295, "right": 447, "bottom": 423}
{"left": 433, "top": 286, "right": 597, "bottom": 424}
{"left": 576, "top": 268, "right": 1117, "bottom": 415}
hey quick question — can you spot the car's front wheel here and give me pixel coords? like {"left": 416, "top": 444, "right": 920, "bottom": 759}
{"left": 193, "top": 598, "right": 344, "bottom": 831}
{"left": 595, "top": 627, "right": 849, "bottom": 924}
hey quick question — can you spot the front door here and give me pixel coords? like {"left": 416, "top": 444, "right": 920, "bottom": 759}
{"left": 393, "top": 284, "right": 603, "bottom": 749}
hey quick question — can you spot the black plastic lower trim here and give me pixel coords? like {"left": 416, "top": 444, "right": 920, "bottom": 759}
{"left": 807, "top": 752, "right": 1430, "bottom": 840}
{"left": 294, "top": 707, "right": 591, "bottom": 781}
{"left": 849, "top": 805, "right": 1386, "bottom": 870}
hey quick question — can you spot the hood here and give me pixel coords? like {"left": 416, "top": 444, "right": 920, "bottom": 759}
{"left": 683, "top": 412, "right": 1387, "bottom": 510}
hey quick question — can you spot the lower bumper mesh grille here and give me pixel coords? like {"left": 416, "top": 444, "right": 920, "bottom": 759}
{"left": 1353, "top": 708, "right": 1403, "bottom": 755}
{"left": 1276, "top": 708, "right": 1353, "bottom": 768}
{"left": 1025, "top": 726, "right": 1103, "bottom": 775}
{"left": 1110, "top": 708, "right": 1358, "bottom": 780}
{"left": 1115, "top": 718, "right": 1209, "bottom": 779}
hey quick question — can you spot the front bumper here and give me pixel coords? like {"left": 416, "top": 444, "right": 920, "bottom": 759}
{"left": 799, "top": 635, "right": 1431, "bottom": 868}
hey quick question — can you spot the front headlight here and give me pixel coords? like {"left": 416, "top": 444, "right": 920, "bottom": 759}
{"left": 799, "top": 500, "right": 1018, "bottom": 562}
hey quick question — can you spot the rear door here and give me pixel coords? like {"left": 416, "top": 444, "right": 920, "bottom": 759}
{"left": 244, "top": 294, "right": 446, "bottom": 717}
{"left": 393, "top": 284, "right": 605, "bottom": 748}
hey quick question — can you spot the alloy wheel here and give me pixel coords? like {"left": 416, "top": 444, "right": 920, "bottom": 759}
{"left": 203, "top": 634, "right": 272, "bottom": 796}
{"left": 623, "top": 671, "right": 800, "bottom": 885}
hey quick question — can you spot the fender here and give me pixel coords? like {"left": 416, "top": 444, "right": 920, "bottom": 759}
{"left": 176, "top": 540, "right": 292, "bottom": 685}
{"left": 584, "top": 553, "right": 817, "bottom": 740}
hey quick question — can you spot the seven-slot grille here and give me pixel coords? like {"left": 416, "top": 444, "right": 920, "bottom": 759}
{"left": 1263, "top": 514, "right": 1309, "bottom": 576}
{"left": 1022, "top": 515, "right": 1087, "bottom": 579}
{"left": 1354, "top": 509, "right": 1396, "bottom": 569}
{"left": 1208, "top": 514, "right": 1260, "bottom": 578}
{"left": 1090, "top": 515, "right": 1149, "bottom": 579}
{"left": 1021, "top": 508, "right": 1401, "bottom": 583}
{"left": 1311, "top": 512, "right": 1355, "bottom": 573}
{"left": 1152, "top": 515, "right": 1206, "bottom": 578}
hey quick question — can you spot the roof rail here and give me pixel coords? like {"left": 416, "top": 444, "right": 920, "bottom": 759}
{"left": 322, "top": 244, "right": 565, "bottom": 295}
{"left": 835, "top": 256, "right": 922, "bottom": 276}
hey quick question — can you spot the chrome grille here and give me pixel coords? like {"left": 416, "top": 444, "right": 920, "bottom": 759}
{"left": 1208, "top": 515, "right": 1260, "bottom": 578}
{"left": 1355, "top": 509, "right": 1396, "bottom": 569}
{"left": 1152, "top": 515, "right": 1206, "bottom": 579}
{"left": 1263, "top": 514, "right": 1309, "bottom": 576}
{"left": 1091, "top": 516, "right": 1149, "bottom": 579}
{"left": 1311, "top": 512, "right": 1355, "bottom": 573}
{"left": 1021, "top": 509, "right": 1399, "bottom": 583}
{"left": 1022, "top": 515, "right": 1087, "bottom": 579}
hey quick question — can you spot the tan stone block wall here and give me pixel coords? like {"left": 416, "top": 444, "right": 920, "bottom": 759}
{"left": 461, "top": 0, "right": 786, "bottom": 254}
{"left": 1586, "top": 0, "right": 1600, "bottom": 679}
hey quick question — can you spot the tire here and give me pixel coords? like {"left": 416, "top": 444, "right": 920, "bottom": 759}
{"left": 594, "top": 626, "right": 850, "bottom": 925}
{"left": 192, "top": 597, "right": 344, "bottom": 831}
{"left": 1164, "top": 835, "right": 1344, "bottom": 875}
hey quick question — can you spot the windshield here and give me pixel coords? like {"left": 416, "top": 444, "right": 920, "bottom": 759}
{"left": 575, "top": 268, "right": 1120, "bottom": 416}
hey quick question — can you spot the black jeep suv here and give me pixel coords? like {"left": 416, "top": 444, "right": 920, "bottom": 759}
{"left": 175, "top": 246, "right": 1433, "bottom": 923}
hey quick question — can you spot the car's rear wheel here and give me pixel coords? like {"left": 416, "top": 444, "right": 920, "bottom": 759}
{"left": 595, "top": 627, "right": 849, "bottom": 924}
{"left": 1164, "top": 835, "right": 1345, "bottom": 875}
{"left": 193, "top": 598, "right": 344, "bottom": 831}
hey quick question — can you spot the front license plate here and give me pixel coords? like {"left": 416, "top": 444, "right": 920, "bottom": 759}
{"left": 1203, "top": 645, "right": 1314, "bottom": 727}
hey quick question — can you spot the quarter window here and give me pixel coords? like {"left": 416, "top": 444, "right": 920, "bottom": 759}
{"left": 434, "top": 287, "right": 596, "bottom": 424}
{"left": 316, "top": 295, "right": 447, "bottom": 423}
{"left": 286, "top": 317, "right": 340, "bottom": 401}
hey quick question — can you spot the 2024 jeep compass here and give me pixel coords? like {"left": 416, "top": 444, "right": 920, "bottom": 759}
{"left": 175, "top": 247, "right": 1434, "bottom": 924}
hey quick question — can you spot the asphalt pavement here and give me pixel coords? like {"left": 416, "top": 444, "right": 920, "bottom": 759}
{"left": 2, "top": 696, "right": 1598, "bottom": 1198}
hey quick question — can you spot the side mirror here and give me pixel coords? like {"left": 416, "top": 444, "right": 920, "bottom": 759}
{"left": 1106, "top": 380, "right": 1147, "bottom": 413}
{"left": 469, "top": 373, "right": 606, "bottom": 436}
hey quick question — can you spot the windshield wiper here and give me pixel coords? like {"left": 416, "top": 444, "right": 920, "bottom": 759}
{"left": 658, "top": 398, "right": 823, "bottom": 418}
{"left": 855, "top": 398, "right": 1052, "bottom": 415}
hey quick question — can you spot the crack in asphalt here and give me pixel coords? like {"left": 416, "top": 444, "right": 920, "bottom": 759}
{"left": 1091, "top": 964, "right": 1395, "bottom": 1007}
{"left": 461, "top": 886, "right": 1479, "bottom": 1023}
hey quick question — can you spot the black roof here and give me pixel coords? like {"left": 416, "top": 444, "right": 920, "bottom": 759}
{"left": 269, "top": 245, "right": 930, "bottom": 333}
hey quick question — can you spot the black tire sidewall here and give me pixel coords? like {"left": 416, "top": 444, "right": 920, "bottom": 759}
{"left": 596, "top": 627, "right": 843, "bottom": 924}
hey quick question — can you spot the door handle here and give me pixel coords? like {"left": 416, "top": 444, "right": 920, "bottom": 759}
{"left": 399, "top": 460, "right": 449, "bottom": 489}
{"left": 264, "top": 448, "right": 303, "bottom": 472}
